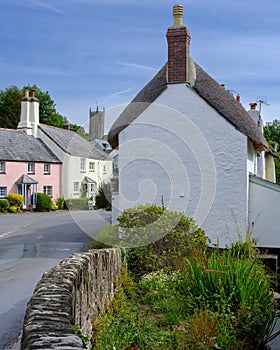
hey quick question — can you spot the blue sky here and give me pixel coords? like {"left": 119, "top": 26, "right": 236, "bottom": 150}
{"left": 1, "top": 0, "right": 280, "bottom": 132}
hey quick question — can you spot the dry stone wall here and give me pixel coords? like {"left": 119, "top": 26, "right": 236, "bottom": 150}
{"left": 21, "top": 248, "right": 122, "bottom": 350}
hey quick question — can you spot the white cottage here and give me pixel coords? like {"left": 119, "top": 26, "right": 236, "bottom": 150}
{"left": 108, "top": 4, "right": 277, "bottom": 248}
{"left": 18, "top": 90, "right": 112, "bottom": 201}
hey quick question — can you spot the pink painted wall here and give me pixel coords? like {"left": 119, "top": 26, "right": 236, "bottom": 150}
{"left": 0, "top": 161, "right": 61, "bottom": 200}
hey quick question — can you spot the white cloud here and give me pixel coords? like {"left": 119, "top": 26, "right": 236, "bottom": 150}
{"left": 27, "top": 0, "right": 74, "bottom": 18}
{"left": 115, "top": 61, "right": 158, "bottom": 72}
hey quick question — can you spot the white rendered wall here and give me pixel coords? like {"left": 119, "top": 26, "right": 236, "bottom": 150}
{"left": 115, "top": 84, "right": 248, "bottom": 247}
{"left": 37, "top": 128, "right": 112, "bottom": 199}
{"left": 249, "top": 176, "right": 280, "bottom": 247}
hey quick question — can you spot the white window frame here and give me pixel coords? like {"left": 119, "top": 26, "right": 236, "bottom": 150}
{"left": 0, "top": 162, "right": 5, "bottom": 173}
{"left": 73, "top": 182, "right": 79, "bottom": 194}
{"left": 0, "top": 187, "right": 7, "bottom": 198}
{"left": 89, "top": 162, "right": 95, "bottom": 172}
{"left": 28, "top": 162, "right": 35, "bottom": 174}
{"left": 43, "top": 185, "right": 52, "bottom": 197}
{"left": 44, "top": 163, "right": 51, "bottom": 174}
{"left": 80, "top": 158, "right": 86, "bottom": 172}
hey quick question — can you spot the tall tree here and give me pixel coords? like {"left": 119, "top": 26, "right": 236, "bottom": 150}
{"left": 0, "top": 86, "right": 22, "bottom": 129}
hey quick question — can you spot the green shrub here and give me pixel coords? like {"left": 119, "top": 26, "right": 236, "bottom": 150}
{"left": 36, "top": 192, "right": 52, "bottom": 212}
{"left": 64, "top": 198, "right": 89, "bottom": 210}
{"left": 7, "top": 193, "right": 24, "bottom": 212}
{"left": 117, "top": 204, "right": 207, "bottom": 276}
{"left": 56, "top": 196, "right": 65, "bottom": 210}
{"left": 94, "top": 181, "right": 111, "bottom": 210}
{"left": 0, "top": 199, "right": 9, "bottom": 213}
{"left": 51, "top": 203, "right": 58, "bottom": 211}
{"left": 8, "top": 205, "right": 18, "bottom": 213}
{"left": 91, "top": 226, "right": 120, "bottom": 249}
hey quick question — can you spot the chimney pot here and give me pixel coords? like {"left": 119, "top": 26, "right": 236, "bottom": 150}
{"left": 173, "top": 4, "right": 184, "bottom": 26}
{"left": 30, "top": 90, "right": 35, "bottom": 98}
{"left": 236, "top": 95, "right": 241, "bottom": 103}
{"left": 221, "top": 84, "right": 225, "bottom": 89}
{"left": 25, "top": 89, "right": 29, "bottom": 98}
{"left": 250, "top": 102, "right": 257, "bottom": 110}
{"left": 166, "top": 4, "right": 191, "bottom": 84}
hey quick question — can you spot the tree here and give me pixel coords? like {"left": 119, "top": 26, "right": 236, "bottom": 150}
{"left": 94, "top": 182, "right": 112, "bottom": 210}
{"left": 264, "top": 119, "right": 280, "bottom": 183}
{"left": 0, "top": 85, "right": 66, "bottom": 129}
{"left": 0, "top": 86, "right": 22, "bottom": 129}
{"left": 264, "top": 120, "right": 280, "bottom": 149}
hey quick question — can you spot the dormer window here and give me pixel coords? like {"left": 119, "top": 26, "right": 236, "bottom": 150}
{"left": 28, "top": 162, "right": 35, "bottom": 174}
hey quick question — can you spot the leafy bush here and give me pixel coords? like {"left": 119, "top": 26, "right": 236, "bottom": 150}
{"left": 51, "top": 203, "right": 58, "bottom": 211}
{"left": 64, "top": 198, "right": 89, "bottom": 210}
{"left": 56, "top": 196, "right": 65, "bottom": 210}
{"left": 117, "top": 204, "right": 207, "bottom": 276}
{"left": 8, "top": 205, "right": 18, "bottom": 213}
{"left": 91, "top": 226, "right": 120, "bottom": 249}
{"left": 94, "top": 181, "right": 111, "bottom": 210}
{"left": 35, "top": 192, "right": 52, "bottom": 212}
{"left": 7, "top": 193, "right": 24, "bottom": 212}
{"left": 0, "top": 199, "right": 9, "bottom": 213}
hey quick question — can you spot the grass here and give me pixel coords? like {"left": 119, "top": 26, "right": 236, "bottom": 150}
{"left": 92, "top": 247, "right": 279, "bottom": 350}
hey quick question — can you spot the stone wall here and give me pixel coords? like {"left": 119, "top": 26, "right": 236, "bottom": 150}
{"left": 21, "top": 248, "right": 122, "bottom": 349}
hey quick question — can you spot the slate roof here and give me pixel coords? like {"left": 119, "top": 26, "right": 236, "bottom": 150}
{"left": 0, "top": 129, "right": 61, "bottom": 163}
{"left": 108, "top": 63, "right": 268, "bottom": 151}
{"left": 16, "top": 174, "right": 38, "bottom": 184}
{"left": 39, "top": 124, "right": 108, "bottom": 160}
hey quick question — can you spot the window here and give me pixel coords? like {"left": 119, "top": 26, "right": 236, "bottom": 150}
{"left": 44, "top": 163, "right": 51, "bottom": 174}
{"left": 80, "top": 158, "right": 86, "bottom": 172}
{"left": 74, "top": 182, "right": 79, "bottom": 193}
{"left": 89, "top": 162, "right": 95, "bottom": 172}
{"left": 0, "top": 187, "right": 7, "bottom": 198}
{"left": 43, "top": 186, "right": 52, "bottom": 197}
{"left": 0, "top": 162, "right": 5, "bottom": 173}
{"left": 28, "top": 162, "right": 35, "bottom": 174}
{"left": 113, "top": 156, "right": 118, "bottom": 177}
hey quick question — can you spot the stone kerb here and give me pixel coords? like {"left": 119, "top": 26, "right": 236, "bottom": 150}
{"left": 21, "top": 248, "right": 122, "bottom": 349}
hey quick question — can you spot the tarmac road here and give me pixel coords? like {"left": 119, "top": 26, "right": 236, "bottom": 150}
{"left": 0, "top": 209, "right": 111, "bottom": 350}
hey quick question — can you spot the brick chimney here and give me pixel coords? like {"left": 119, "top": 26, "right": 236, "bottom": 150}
{"left": 166, "top": 4, "right": 191, "bottom": 84}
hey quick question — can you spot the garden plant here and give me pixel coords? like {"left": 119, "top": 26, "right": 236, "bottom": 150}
{"left": 90, "top": 204, "right": 279, "bottom": 350}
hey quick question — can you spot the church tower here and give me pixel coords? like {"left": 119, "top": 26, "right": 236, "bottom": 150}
{"left": 89, "top": 106, "right": 105, "bottom": 141}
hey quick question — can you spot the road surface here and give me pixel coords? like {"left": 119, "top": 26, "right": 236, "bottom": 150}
{"left": 0, "top": 210, "right": 110, "bottom": 350}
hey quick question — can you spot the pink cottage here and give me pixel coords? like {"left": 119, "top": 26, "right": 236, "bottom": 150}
{"left": 0, "top": 127, "right": 61, "bottom": 209}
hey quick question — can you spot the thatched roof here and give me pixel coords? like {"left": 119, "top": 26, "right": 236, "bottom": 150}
{"left": 108, "top": 63, "right": 268, "bottom": 151}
